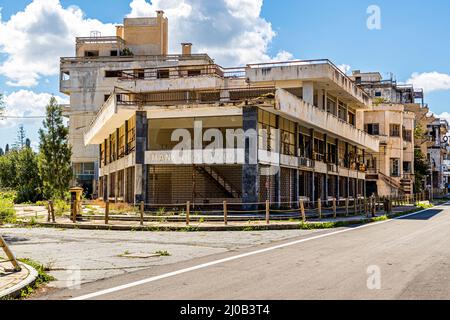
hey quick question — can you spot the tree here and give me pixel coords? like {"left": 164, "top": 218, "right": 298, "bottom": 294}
{"left": 5, "top": 144, "right": 9, "bottom": 154}
{"left": 38, "top": 97, "right": 72, "bottom": 199}
{"left": 25, "top": 138, "right": 31, "bottom": 149}
{"left": 13, "top": 125, "right": 26, "bottom": 150}
{"left": 0, "top": 148, "right": 3, "bottom": 156}
{"left": 414, "top": 148, "right": 429, "bottom": 193}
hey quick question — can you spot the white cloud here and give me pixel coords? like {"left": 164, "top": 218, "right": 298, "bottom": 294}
{"left": 407, "top": 71, "right": 450, "bottom": 93}
{"left": 0, "top": 90, "right": 68, "bottom": 128}
{"left": 0, "top": 0, "right": 116, "bottom": 87}
{"left": 127, "top": 0, "right": 293, "bottom": 66}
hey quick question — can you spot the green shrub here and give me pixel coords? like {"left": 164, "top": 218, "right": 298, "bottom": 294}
{"left": 53, "top": 199, "right": 70, "bottom": 216}
{"left": 0, "top": 195, "right": 16, "bottom": 224}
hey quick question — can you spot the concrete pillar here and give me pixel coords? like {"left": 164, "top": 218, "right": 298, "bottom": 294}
{"left": 242, "top": 106, "right": 259, "bottom": 208}
{"left": 335, "top": 138, "right": 340, "bottom": 199}
{"left": 274, "top": 115, "right": 281, "bottom": 205}
{"left": 309, "top": 128, "right": 315, "bottom": 202}
{"left": 303, "top": 82, "right": 314, "bottom": 105}
{"left": 134, "top": 111, "right": 148, "bottom": 204}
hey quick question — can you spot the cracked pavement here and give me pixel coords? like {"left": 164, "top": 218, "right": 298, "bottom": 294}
{"left": 0, "top": 227, "right": 324, "bottom": 289}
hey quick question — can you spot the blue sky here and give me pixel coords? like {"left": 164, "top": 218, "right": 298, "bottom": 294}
{"left": 0, "top": 0, "right": 449, "bottom": 149}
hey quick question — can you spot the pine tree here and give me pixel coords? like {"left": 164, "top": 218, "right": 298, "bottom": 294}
{"left": 25, "top": 138, "right": 31, "bottom": 149}
{"left": 14, "top": 125, "right": 26, "bottom": 149}
{"left": 5, "top": 144, "right": 9, "bottom": 154}
{"left": 0, "top": 148, "right": 3, "bottom": 156}
{"left": 38, "top": 97, "right": 72, "bottom": 199}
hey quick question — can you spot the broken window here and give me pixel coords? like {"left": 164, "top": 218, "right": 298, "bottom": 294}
{"left": 188, "top": 69, "right": 202, "bottom": 77}
{"left": 365, "top": 123, "right": 380, "bottom": 135}
{"left": 61, "top": 71, "right": 70, "bottom": 81}
{"left": 157, "top": 69, "right": 170, "bottom": 79}
{"left": 84, "top": 50, "right": 99, "bottom": 57}
{"left": 105, "top": 70, "right": 122, "bottom": 78}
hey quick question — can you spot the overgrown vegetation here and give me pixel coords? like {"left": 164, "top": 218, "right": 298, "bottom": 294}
{"left": 0, "top": 190, "right": 16, "bottom": 224}
{"left": 17, "top": 258, "right": 55, "bottom": 299}
{"left": 414, "top": 147, "right": 429, "bottom": 193}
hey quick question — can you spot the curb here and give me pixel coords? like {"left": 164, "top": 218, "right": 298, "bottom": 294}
{"left": 0, "top": 262, "right": 38, "bottom": 300}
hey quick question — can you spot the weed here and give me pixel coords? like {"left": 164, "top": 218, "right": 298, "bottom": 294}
{"left": 17, "top": 258, "right": 55, "bottom": 299}
{"left": 155, "top": 250, "right": 171, "bottom": 256}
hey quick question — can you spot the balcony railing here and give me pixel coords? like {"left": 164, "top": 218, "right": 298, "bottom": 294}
{"left": 119, "top": 64, "right": 246, "bottom": 81}
{"left": 60, "top": 54, "right": 214, "bottom": 64}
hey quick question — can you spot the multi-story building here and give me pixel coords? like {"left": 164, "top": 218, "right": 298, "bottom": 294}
{"left": 350, "top": 71, "right": 416, "bottom": 196}
{"left": 73, "top": 13, "right": 379, "bottom": 205}
{"left": 426, "top": 119, "right": 449, "bottom": 194}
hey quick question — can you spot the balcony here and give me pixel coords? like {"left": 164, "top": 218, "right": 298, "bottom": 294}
{"left": 84, "top": 95, "right": 135, "bottom": 145}
{"left": 274, "top": 89, "right": 379, "bottom": 152}
{"left": 246, "top": 59, "right": 372, "bottom": 108}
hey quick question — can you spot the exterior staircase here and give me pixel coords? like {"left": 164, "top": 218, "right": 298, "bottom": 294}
{"left": 194, "top": 166, "right": 242, "bottom": 199}
{"left": 400, "top": 174, "right": 414, "bottom": 195}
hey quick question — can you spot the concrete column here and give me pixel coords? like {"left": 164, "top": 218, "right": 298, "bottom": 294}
{"left": 124, "top": 120, "right": 129, "bottom": 155}
{"left": 134, "top": 111, "right": 148, "bottom": 204}
{"left": 309, "top": 128, "right": 315, "bottom": 202}
{"left": 274, "top": 115, "right": 281, "bottom": 205}
{"left": 303, "top": 82, "right": 314, "bottom": 105}
{"left": 242, "top": 106, "right": 259, "bottom": 208}
{"left": 335, "top": 138, "right": 340, "bottom": 199}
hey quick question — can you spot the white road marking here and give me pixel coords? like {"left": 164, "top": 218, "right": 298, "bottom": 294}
{"left": 70, "top": 203, "right": 449, "bottom": 300}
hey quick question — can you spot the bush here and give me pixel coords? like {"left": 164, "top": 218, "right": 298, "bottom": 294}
{"left": 53, "top": 199, "right": 70, "bottom": 216}
{"left": 0, "top": 195, "right": 16, "bottom": 224}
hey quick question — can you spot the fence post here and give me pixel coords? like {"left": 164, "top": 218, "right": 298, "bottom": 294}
{"left": 47, "top": 201, "right": 51, "bottom": 222}
{"left": 140, "top": 201, "right": 144, "bottom": 226}
{"left": 72, "top": 199, "right": 77, "bottom": 223}
{"left": 265, "top": 200, "right": 270, "bottom": 225}
{"left": 186, "top": 201, "right": 190, "bottom": 226}
{"left": 353, "top": 197, "right": 357, "bottom": 216}
{"left": 371, "top": 196, "right": 376, "bottom": 217}
{"left": 0, "top": 236, "right": 21, "bottom": 272}
{"left": 345, "top": 198, "right": 349, "bottom": 216}
{"left": 300, "top": 199, "right": 306, "bottom": 223}
{"left": 333, "top": 198, "right": 337, "bottom": 219}
{"left": 317, "top": 198, "right": 322, "bottom": 220}
{"left": 223, "top": 201, "right": 228, "bottom": 226}
{"left": 105, "top": 200, "right": 109, "bottom": 225}
{"left": 49, "top": 200, "right": 55, "bottom": 223}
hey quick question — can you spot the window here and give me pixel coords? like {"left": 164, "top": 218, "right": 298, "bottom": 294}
{"left": 110, "top": 50, "right": 118, "bottom": 56}
{"left": 403, "top": 161, "right": 412, "bottom": 174}
{"left": 110, "top": 132, "right": 117, "bottom": 162}
{"left": 105, "top": 70, "right": 122, "bottom": 78}
{"left": 127, "top": 116, "right": 136, "bottom": 153}
{"left": 327, "top": 97, "right": 337, "bottom": 115}
{"left": 338, "top": 102, "right": 347, "bottom": 121}
{"left": 188, "top": 69, "right": 202, "bottom": 77}
{"left": 375, "top": 91, "right": 382, "bottom": 97}
{"left": 348, "top": 112, "right": 356, "bottom": 126}
{"left": 355, "top": 77, "right": 362, "bottom": 84}
{"left": 84, "top": 50, "right": 99, "bottom": 57}
{"left": 134, "top": 69, "right": 145, "bottom": 79}
{"left": 104, "top": 94, "right": 111, "bottom": 102}
{"left": 390, "top": 158, "right": 400, "bottom": 177}
{"left": 280, "top": 117, "right": 296, "bottom": 156}
{"left": 390, "top": 124, "right": 401, "bottom": 137}
{"left": 258, "top": 110, "right": 277, "bottom": 152}
{"left": 365, "top": 123, "right": 380, "bottom": 135}
{"left": 61, "top": 71, "right": 70, "bottom": 81}
{"left": 403, "top": 128, "right": 412, "bottom": 142}
{"left": 157, "top": 69, "right": 170, "bottom": 79}
{"left": 118, "top": 125, "right": 125, "bottom": 158}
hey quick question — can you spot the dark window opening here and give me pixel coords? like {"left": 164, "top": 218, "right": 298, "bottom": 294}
{"left": 110, "top": 50, "right": 118, "bottom": 56}
{"left": 375, "top": 91, "right": 382, "bottom": 97}
{"left": 365, "top": 123, "right": 380, "bottom": 135}
{"left": 105, "top": 70, "right": 122, "bottom": 78}
{"left": 157, "top": 69, "right": 170, "bottom": 79}
{"left": 188, "top": 69, "right": 202, "bottom": 77}
{"left": 84, "top": 50, "right": 99, "bottom": 57}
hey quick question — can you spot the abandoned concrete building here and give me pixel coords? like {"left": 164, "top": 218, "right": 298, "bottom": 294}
{"left": 350, "top": 71, "right": 416, "bottom": 196}
{"left": 59, "top": 12, "right": 380, "bottom": 205}
{"left": 351, "top": 70, "right": 450, "bottom": 196}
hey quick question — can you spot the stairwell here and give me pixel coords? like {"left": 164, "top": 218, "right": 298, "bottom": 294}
{"left": 194, "top": 166, "right": 242, "bottom": 199}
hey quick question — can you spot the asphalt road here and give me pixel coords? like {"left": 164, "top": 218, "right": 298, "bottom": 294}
{"left": 39, "top": 203, "right": 450, "bottom": 300}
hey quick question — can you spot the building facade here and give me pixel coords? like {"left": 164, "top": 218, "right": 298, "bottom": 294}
{"left": 350, "top": 71, "right": 422, "bottom": 196}
{"left": 69, "top": 13, "right": 380, "bottom": 206}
